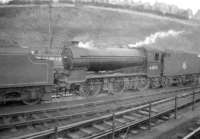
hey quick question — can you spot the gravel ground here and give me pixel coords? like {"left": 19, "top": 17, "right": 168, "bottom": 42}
{"left": 129, "top": 99, "right": 200, "bottom": 139}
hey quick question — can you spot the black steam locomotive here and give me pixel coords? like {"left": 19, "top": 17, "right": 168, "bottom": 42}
{"left": 1, "top": 41, "right": 200, "bottom": 104}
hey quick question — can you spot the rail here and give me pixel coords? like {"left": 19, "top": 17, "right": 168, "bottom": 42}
{"left": 15, "top": 88, "right": 200, "bottom": 139}
{"left": 183, "top": 126, "right": 200, "bottom": 139}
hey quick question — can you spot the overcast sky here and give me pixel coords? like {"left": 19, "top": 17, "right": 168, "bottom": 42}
{"left": 0, "top": 0, "right": 199, "bottom": 13}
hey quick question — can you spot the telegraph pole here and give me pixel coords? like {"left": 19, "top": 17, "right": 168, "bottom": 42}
{"left": 48, "top": 1, "right": 53, "bottom": 52}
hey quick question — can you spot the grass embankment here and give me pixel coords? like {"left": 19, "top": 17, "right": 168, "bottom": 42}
{"left": 0, "top": 5, "right": 199, "bottom": 53}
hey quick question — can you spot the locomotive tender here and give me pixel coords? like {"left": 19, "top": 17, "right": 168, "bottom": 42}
{"left": 0, "top": 47, "right": 54, "bottom": 105}
{"left": 1, "top": 42, "right": 200, "bottom": 104}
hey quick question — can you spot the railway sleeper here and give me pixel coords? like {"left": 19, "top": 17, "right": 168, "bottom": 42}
{"left": 176, "top": 133, "right": 185, "bottom": 139}
{"left": 42, "top": 122, "right": 50, "bottom": 128}
{"left": 31, "top": 114, "right": 41, "bottom": 119}
{"left": 119, "top": 134, "right": 127, "bottom": 139}
{"left": 43, "top": 112, "right": 52, "bottom": 118}
{"left": 67, "top": 132, "right": 81, "bottom": 139}
{"left": 159, "top": 115, "right": 170, "bottom": 120}
{"left": 139, "top": 125, "right": 148, "bottom": 130}
{"left": 79, "top": 127, "right": 94, "bottom": 135}
{"left": 27, "top": 125, "right": 34, "bottom": 130}
{"left": 136, "top": 110, "right": 150, "bottom": 116}
{"left": 156, "top": 119, "right": 165, "bottom": 123}
{"left": 129, "top": 113, "right": 145, "bottom": 119}
{"left": 123, "top": 115, "right": 136, "bottom": 121}
{"left": 150, "top": 122, "right": 156, "bottom": 126}
{"left": 93, "top": 124, "right": 106, "bottom": 131}
{"left": 18, "top": 116, "right": 26, "bottom": 123}
{"left": 2, "top": 117, "right": 11, "bottom": 125}
{"left": 115, "top": 118, "right": 127, "bottom": 124}
{"left": 103, "top": 120, "right": 113, "bottom": 126}
{"left": 10, "top": 127, "right": 17, "bottom": 132}
{"left": 34, "top": 124, "right": 45, "bottom": 130}
{"left": 188, "top": 127, "right": 195, "bottom": 132}
{"left": 130, "top": 129, "right": 139, "bottom": 134}
{"left": 195, "top": 120, "right": 200, "bottom": 126}
{"left": 143, "top": 107, "right": 159, "bottom": 113}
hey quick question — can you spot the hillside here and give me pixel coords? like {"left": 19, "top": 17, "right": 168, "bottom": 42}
{"left": 0, "top": 4, "right": 200, "bottom": 53}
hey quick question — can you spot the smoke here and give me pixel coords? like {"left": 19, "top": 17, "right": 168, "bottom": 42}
{"left": 128, "top": 30, "right": 184, "bottom": 48}
{"left": 77, "top": 40, "right": 96, "bottom": 49}
{"left": 75, "top": 30, "right": 184, "bottom": 49}
{"left": 0, "top": 0, "right": 12, "bottom": 4}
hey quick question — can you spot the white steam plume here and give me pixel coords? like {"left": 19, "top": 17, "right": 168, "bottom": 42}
{"left": 0, "top": 0, "right": 12, "bottom": 4}
{"left": 77, "top": 40, "right": 96, "bottom": 49}
{"left": 128, "top": 30, "right": 184, "bottom": 48}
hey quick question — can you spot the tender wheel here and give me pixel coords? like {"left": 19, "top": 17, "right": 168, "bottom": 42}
{"left": 198, "top": 75, "right": 200, "bottom": 85}
{"left": 111, "top": 78, "right": 125, "bottom": 94}
{"left": 79, "top": 81, "right": 102, "bottom": 97}
{"left": 151, "top": 78, "right": 161, "bottom": 88}
{"left": 22, "top": 88, "right": 42, "bottom": 105}
{"left": 136, "top": 77, "right": 150, "bottom": 91}
{"left": 128, "top": 77, "right": 137, "bottom": 90}
{"left": 4, "top": 92, "right": 21, "bottom": 103}
{"left": 161, "top": 77, "right": 169, "bottom": 88}
{"left": 177, "top": 76, "right": 183, "bottom": 86}
{"left": 22, "top": 94, "right": 41, "bottom": 105}
{"left": 191, "top": 75, "right": 198, "bottom": 86}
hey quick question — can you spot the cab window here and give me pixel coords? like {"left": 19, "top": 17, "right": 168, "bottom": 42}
{"left": 155, "top": 53, "right": 159, "bottom": 61}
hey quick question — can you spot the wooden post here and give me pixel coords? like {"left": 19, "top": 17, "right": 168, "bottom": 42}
{"left": 48, "top": 2, "right": 53, "bottom": 51}
{"left": 192, "top": 91, "right": 195, "bottom": 111}
{"left": 149, "top": 103, "right": 152, "bottom": 130}
{"left": 54, "top": 126, "right": 58, "bottom": 139}
{"left": 112, "top": 112, "right": 115, "bottom": 139}
{"left": 174, "top": 96, "right": 177, "bottom": 119}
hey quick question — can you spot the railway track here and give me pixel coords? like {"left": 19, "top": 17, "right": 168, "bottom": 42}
{"left": 0, "top": 86, "right": 199, "bottom": 139}
{"left": 168, "top": 117, "right": 200, "bottom": 139}
{"left": 182, "top": 124, "right": 200, "bottom": 139}
{"left": 25, "top": 89, "right": 200, "bottom": 139}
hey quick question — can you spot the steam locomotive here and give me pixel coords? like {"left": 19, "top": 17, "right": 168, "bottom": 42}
{"left": 1, "top": 41, "right": 200, "bottom": 104}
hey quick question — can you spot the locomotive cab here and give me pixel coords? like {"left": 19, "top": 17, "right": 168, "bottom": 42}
{"left": 145, "top": 47, "right": 167, "bottom": 88}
